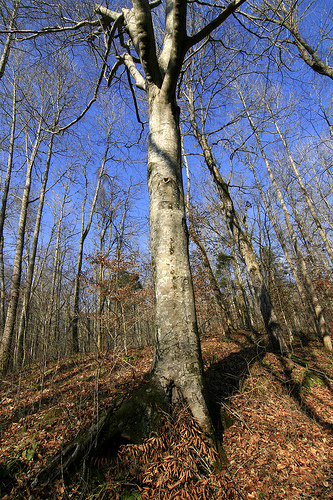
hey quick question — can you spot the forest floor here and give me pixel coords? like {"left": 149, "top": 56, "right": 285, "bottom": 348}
{"left": 0, "top": 331, "right": 332, "bottom": 499}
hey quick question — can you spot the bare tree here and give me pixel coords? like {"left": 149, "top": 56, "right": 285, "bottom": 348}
{"left": 237, "top": 81, "right": 332, "bottom": 351}
{"left": 0, "top": 68, "right": 47, "bottom": 371}
{"left": 183, "top": 78, "right": 288, "bottom": 353}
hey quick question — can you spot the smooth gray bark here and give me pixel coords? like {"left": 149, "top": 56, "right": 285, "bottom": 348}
{"left": 147, "top": 86, "right": 210, "bottom": 429}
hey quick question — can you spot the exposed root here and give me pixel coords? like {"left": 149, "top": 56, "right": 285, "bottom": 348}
{"left": 99, "top": 405, "right": 238, "bottom": 499}
{"left": 31, "top": 377, "right": 229, "bottom": 496}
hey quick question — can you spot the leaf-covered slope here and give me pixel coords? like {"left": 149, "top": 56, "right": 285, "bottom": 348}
{"left": 0, "top": 334, "right": 332, "bottom": 499}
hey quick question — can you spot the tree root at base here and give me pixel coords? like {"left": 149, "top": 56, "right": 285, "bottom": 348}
{"left": 32, "top": 377, "right": 228, "bottom": 488}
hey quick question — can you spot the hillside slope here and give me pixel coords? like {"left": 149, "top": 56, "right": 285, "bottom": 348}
{"left": 0, "top": 333, "right": 332, "bottom": 499}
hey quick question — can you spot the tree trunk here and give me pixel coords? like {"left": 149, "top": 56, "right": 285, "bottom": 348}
{"left": 0, "top": 116, "right": 43, "bottom": 372}
{"left": 147, "top": 86, "right": 213, "bottom": 435}
{"left": 185, "top": 88, "right": 287, "bottom": 353}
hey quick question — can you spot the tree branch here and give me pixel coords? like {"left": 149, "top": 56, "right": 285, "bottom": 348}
{"left": 161, "top": 0, "right": 188, "bottom": 97}
{"left": 132, "top": 0, "right": 162, "bottom": 86}
{"left": 123, "top": 53, "right": 147, "bottom": 90}
{"left": 186, "top": 0, "right": 247, "bottom": 50}
{"left": 1, "top": 19, "right": 100, "bottom": 41}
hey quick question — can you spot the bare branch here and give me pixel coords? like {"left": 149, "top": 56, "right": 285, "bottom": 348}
{"left": 132, "top": 0, "right": 162, "bottom": 86}
{"left": 186, "top": 0, "right": 247, "bottom": 49}
{"left": 243, "top": 1, "right": 333, "bottom": 79}
{"left": 107, "top": 59, "right": 123, "bottom": 87}
{"left": 0, "top": 19, "right": 100, "bottom": 41}
{"left": 123, "top": 53, "right": 147, "bottom": 90}
{"left": 94, "top": 5, "right": 122, "bottom": 24}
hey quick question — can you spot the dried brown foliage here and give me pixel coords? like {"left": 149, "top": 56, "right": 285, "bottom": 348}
{"left": 109, "top": 406, "right": 237, "bottom": 500}
{"left": 0, "top": 334, "right": 332, "bottom": 499}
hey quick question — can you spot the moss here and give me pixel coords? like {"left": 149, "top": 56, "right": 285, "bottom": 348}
{"left": 261, "top": 358, "right": 272, "bottom": 369}
{"left": 122, "top": 354, "right": 138, "bottom": 362}
{"left": 289, "top": 354, "right": 308, "bottom": 367}
{"left": 39, "top": 407, "right": 63, "bottom": 425}
{"left": 303, "top": 371, "right": 325, "bottom": 389}
{"left": 213, "top": 439, "right": 229, "bottom": 471}
{"left": 220, "top": 408, "right": 233, "bottom": 430}
{"left": 100, "top": 379, "right": 170, "bottom": 449}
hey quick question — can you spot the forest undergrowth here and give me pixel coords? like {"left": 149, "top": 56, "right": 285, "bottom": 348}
{"left": 0, "top": 331, "right": 332, "bottom": 499}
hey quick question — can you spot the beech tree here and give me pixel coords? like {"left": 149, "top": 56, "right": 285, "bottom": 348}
{"left": 82, "top": 0, "right": 247, "bottom": 440}
{"left": 3, "top": 0, "right": 332, "bottom": 471}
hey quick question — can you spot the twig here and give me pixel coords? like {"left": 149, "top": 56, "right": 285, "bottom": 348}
{"left": 220, "top": 402, "right": 253, "bottom": 434}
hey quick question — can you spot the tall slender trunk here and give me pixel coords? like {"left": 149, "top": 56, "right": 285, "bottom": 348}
{"left": 46, "top": 181, "right": 69, "bottom": 360}
{"left": 0, "top": 115, "right": 44, "bottom": 372}
{"left": 244, "top": 152, "right": 309, "bottom": 311}
{"left": 239, "top": 88, "right": 332, "bottom": 352}
{"left": 231, "top": 246, "right": 256, "bottom": 335}
{"left": 148, "top": 87, "right": 211, "bottom": 432}
{"left": 186, "top": 88, "right": 287, "bottom": 353}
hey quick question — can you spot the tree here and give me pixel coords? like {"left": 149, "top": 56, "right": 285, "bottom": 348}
{"left": 236, "top": 80, "right": 332, "bottom": 351}
{"left": 183, "top": 76, "right": 288, "bottom": 353}
{"left": 86, "top": 0, "right": 246, "bottom": 441}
